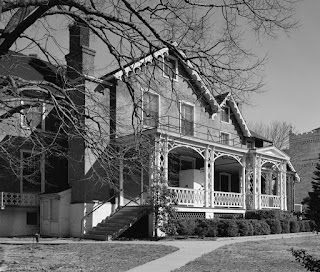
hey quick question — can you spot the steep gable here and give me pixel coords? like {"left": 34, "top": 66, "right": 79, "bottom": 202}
{"left": 103, "top": 45, "right": 221, "bottom": 118}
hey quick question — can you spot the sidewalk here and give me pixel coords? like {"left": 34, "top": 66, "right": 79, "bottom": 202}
{"left": 0, "top": 232, "right": 317, "bottom": 272}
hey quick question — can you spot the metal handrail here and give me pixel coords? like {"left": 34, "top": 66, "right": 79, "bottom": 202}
{"left": 104, "top": 190, "right": 146, "bottom": 239}
{"left": 79, "top": 195, "right": 116, "bottom": 239}
{"left": 79, "top": 190, "right": 146, "bottom": 239}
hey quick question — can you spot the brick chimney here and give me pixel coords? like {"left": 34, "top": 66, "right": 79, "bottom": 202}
{"left": 66, "top": 22, "right": 96, "bottom": 203}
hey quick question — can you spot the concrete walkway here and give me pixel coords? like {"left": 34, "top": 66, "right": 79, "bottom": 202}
{"left": 0, "top": 232, "right": 317, "bottom": 272}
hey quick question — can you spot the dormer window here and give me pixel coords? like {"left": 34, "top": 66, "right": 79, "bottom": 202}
{"left": 21, "top": 100, "right": 45, "bottom": 130}
{"left": 221, "top": 106, "right": 230, "bottom": 123}
{"left": 163, "top": 56, "right": 178, "bottom": 80}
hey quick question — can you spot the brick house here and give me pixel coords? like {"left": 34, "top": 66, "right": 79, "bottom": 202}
{"left": 0, "top": 24, "right": 300, "bottom": 238}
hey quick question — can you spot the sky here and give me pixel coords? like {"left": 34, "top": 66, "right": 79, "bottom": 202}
{"left": 242, "top": 0, "right": 320, "bottom": 133}
{"left": 4, "top": 1, "right": 318, "bottom": 133}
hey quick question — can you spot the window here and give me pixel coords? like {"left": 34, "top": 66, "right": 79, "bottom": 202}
{"left": 26, "top": 212, "right": 38, "bottom": 225}
{"left": 163, "top": 56, "right": 178, "bottom": 80}
{"left": 21, "top": 100, "right": 44, "bottom": 129}
{"left": 180, "top": 103, "right": 194, "bottom": 136}
{"left": 220, "top": 132, "right": 230, "bottom": 145}
{"left": 143, "top": 92, "right": 159, "bottom": 127}
{"left": 221, "top": 106, "right": 230, "bottom": 123}
{"left": 21, "top": 151, "right": 41, "bottom": 193}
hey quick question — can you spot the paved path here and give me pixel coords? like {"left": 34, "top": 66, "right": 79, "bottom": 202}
{"left": 0, "top": 232, "right": 317, "bottom": 272}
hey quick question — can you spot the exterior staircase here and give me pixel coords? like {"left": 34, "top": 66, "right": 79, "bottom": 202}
{"left": 83, "top": 205, "right": 149, "bottom": 241}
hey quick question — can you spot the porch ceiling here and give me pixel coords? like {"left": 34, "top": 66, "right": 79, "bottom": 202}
{"left": 215, "top": 156, "right": 241, "bottom": 173}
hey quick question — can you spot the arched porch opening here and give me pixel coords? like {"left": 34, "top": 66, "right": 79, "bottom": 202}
{"left": 261, "top": 162, "right": 279, "bottom": 196}
{"left": 214, "top": 155, "right": 242, "bottom": 193}
{"left": 168, "top": 146, "right": 204, "bottom": 188}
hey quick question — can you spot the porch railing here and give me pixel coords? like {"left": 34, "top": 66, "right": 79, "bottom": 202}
{"left": 260, "top": 194, "right": 281, "bottom": 209}
{"left": 169, "top": 187, "right": 204, "bottom": 206}
{"left": 168, "top": 187, "right": 244, "bottom": 208}
{"left": 145, "top": 116, "right": 245, "bottom": 148}
{"left": 214, "top": 192, "right": 243, "bottom": 207}
{"left": 0, "top": 192, "right": 39, "bottom": 208}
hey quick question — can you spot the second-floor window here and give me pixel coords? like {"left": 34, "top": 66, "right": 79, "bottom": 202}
{"left": 21, "top": 151, "right": 41, "bottom": 193}
{"left": 220, "top": 132, "right": 230, "bottom": 145}
{"left": 143, "top": 92, "right": 159, "bottom": 127}
{"left": 221, "top": 106, "right": 230, "bottom": 123}
{"left": 180, "top": 103, "right": 194, "bottom": 136}
{"left": 21, "top": 100, "right": 44, "bottom": 130}
{"left": 163, "top": 56, "right": 178, "bottom": 80}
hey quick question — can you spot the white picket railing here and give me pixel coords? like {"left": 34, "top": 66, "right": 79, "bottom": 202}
{"left": 168, "top": 187, "right": 244, "bottom": 208}
{"left": 214, "top": 192, "right": 243, "bottom": 207}
{"left": 168, "top": 187, "right": 204, "bottom": 206}
{"left": 260, "top": 194, "right": 281, "bottom": 209}
{"left": 0, "top": 192, "right": 39, "bottom": 208}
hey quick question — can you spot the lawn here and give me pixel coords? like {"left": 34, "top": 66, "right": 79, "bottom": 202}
{"left": 0, "top": 243, "right": 178, "bottom": 272}
{"left": 173, "top": 235, "right": 320, "bottom": 272}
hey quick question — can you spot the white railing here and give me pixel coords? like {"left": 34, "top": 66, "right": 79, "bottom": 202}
{"left": 169, "top": 187, "right": 204, "bottom": 206}
{"left": 214, "top": 192, "right": 244, "bottom": 207}
{"left": 260, "top": 194, "right": 281, "bottom": 209}
{"left": 0, "top": 192, "right": 39, "bottom": 207}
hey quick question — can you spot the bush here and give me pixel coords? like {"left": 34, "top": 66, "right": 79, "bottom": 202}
{"left": 245, "top": 210, "right": 295, "bottom": 221}
{"left": 298, "top": 221, "right": 306, "bottom": 232}
{"left": 266, "top": 219, "right": 282, "bottom": 234}
{"left": 291, "top": 249, "right": 320, "bottom": 272}
{"left": 194, "top": 219, "right": 219, "bottom": 237}
{"left": 236, "top": 220, "right": 254, "bottom": 236}
{"left": 290, "top": 221, "right": 300, "bottom": 233}
{"left": 176, "top": 219, "right": 197, "bottom": 236}
{"left": 250, "top": 220, "right": 271, "bottom": 235}
{"left": 218, "top": 220, "right": 239, "bottom": 237}
{"left": 281, "top": 220, "right": 291, "bottom": 234}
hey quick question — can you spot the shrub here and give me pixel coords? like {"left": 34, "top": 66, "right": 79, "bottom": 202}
{"left": 246, "top": 210, "right": 295, "bottom": 221}
{"left": 266, "top": 219, "right": 282, "bottom": 234}
{"left": 218, "top": 220, "right": 239, "bottom": 237}
{"left": 236, "top": 220, "right": 254, "bottom": 236}
{"left": 281, "top": 219, "right": 290, "bottom": 234}
{"left": 176, "top": 219, "right": 197, "bottom": 236}
{"left": 291, "top": 249, "right": 320, "bottom": 272}
{"left": 298, "top": 221, "right": 306, "bottom": 232}
{"left": 194, "top": 219, "right": 219, "bottom": 237}
{"left": 250, "top": 220, "right": 271, "bottom": 235}
{"left": 290, "top": 221, "right": 300, "bottom": 233}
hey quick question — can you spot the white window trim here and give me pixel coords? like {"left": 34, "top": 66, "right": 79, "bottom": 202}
{"left": 221, "top": 106, "right": 231, "bottom": 124}
{"left": 163, "top": 55, "right": 178, "bottom": 82}
{"left": 220, "top": 131, "right": 231, "bottom": 145}
{"left": 219, "top": 172, "right": 231, "bottom": 192}
{"left": 179, "top": 101, "right": 195, "bottom": 136}
{"left": 20, "top": 99, "right": 46, "bottom": 130}
{"left": 141, "top": 89, "right": 160, "bottom": 128}
{"left": 20, "top": 149, "right": 45, "bottom": 193}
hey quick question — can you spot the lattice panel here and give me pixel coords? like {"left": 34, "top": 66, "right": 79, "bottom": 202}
{"left": 260, "top": 195, "right": 281, "bottom": 209}
{"left": 168, "top": 187, "right": 204, "bottom": 206}
{"left": 1, "top": 192, "right": 39, "bottom": 207}
{"left": 214, "top": 213, "right": 243, "bottom": 219}
{"left": 214, "top": 192, "right": 243, "bottom": 207}
{"left": 175, "top": 212, "right": 205, "bottom": 220}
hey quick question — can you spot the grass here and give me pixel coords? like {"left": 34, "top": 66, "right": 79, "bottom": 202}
{"left": 173, "top": 235, "right": 320, "bottom": 272}
{"left": 0, "top": 243, "right": 178, "bottom": 272}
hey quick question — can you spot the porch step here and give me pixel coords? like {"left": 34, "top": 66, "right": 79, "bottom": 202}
{"left": 83, "top": 205, "right": 149, "bottom": 240}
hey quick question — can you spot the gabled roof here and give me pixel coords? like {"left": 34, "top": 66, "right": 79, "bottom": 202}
{"left": 255, "top": 145, "right": 300, "bottom": 182}
{"left": 0, "top": 51, "right": 65, "bottom": 98}
{"left": 250, "top": 130, "right": 273, "bottom": 143}
{"left": 103, "top": 45, "right": 221, "bottom": 117}
{"left": 215, "top": 92, "right": 251, "bottom": 138}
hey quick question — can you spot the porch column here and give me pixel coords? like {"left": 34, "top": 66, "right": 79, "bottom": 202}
{"left": 280, "top": 162, "right": 286, "bottom": 210}
{"left": 252, "top": 153, "right": 258, "bottom": 209}
{"left": 204, "top": 146, "right": 210, "bottom": 207}
{"left": 241, "top": 156, "right": 246, "bottom": 209}
{"left": 140, "top": 165, "right": 144, "bottom": 205}
{"left": 118, "top": 157, "right": 124, "bottom": 207}
{"left": 210, "top": 147, "right": 215, "bottom": 208}
{"left": 256, "top": 156, "right": 262, "bottom": 209}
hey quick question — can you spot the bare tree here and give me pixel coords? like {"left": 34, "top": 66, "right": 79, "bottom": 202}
{"left": 0, "top": 1, "right": 300, "bottom": 191}
{"left": 249, "top": 121, "right": 295, "bottom": 150}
